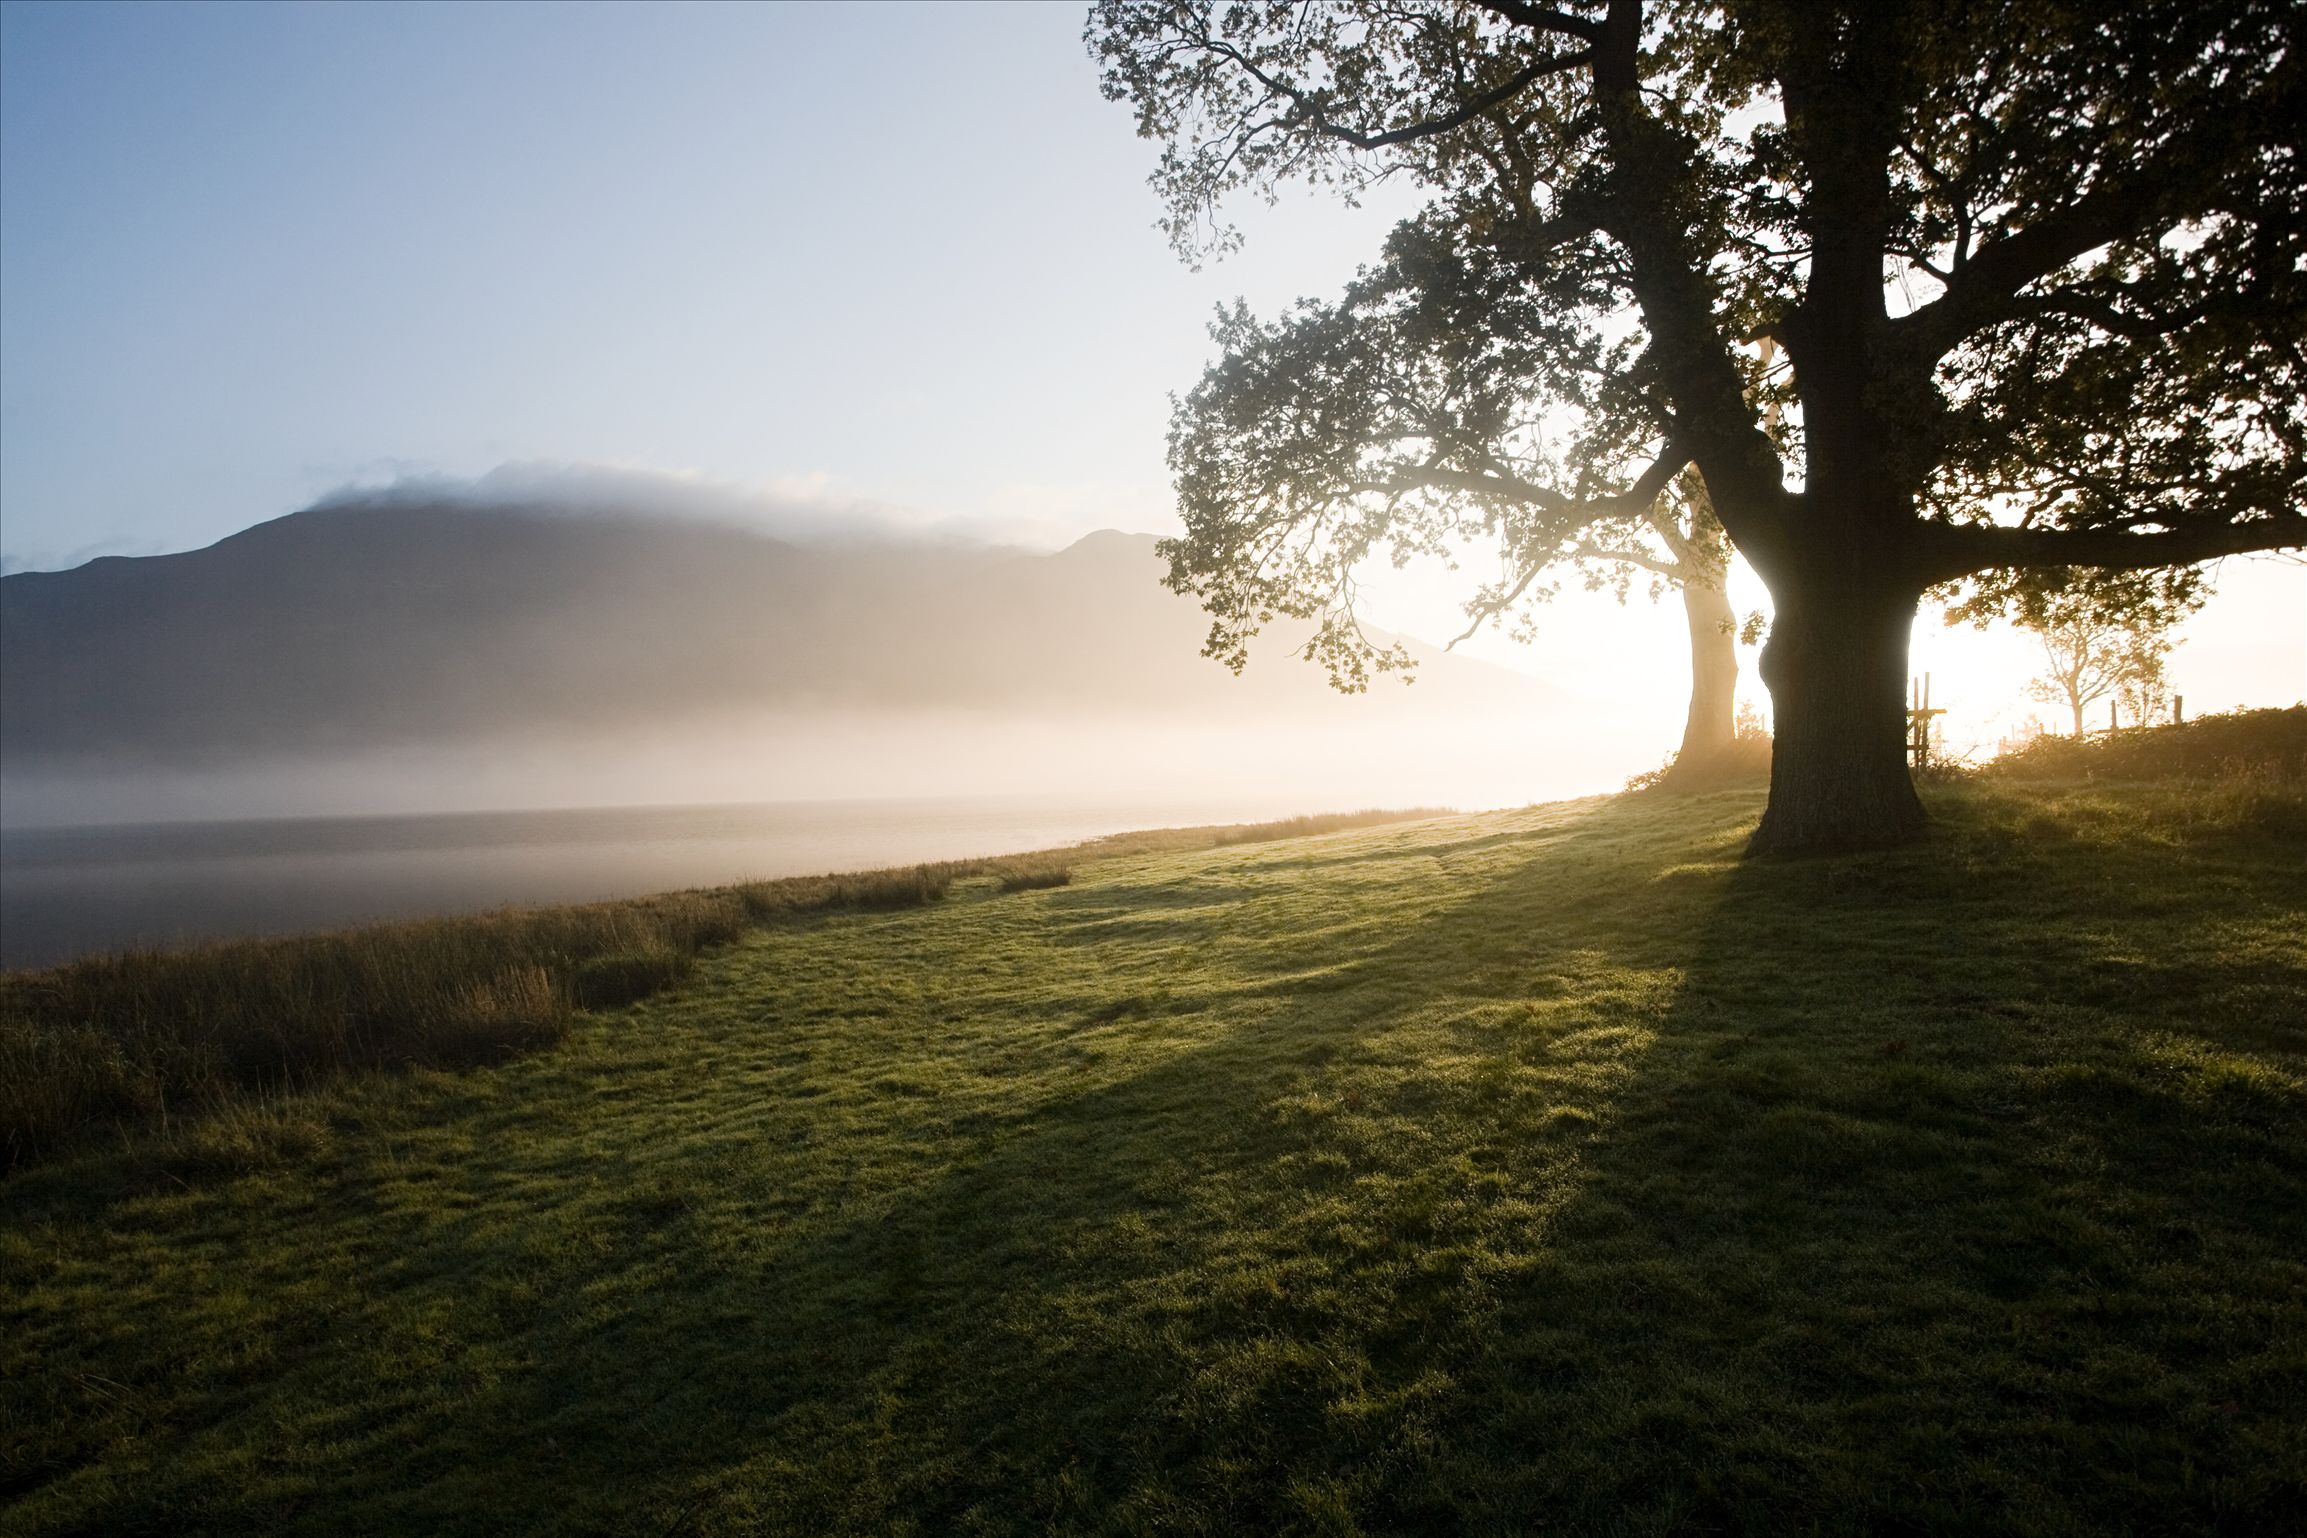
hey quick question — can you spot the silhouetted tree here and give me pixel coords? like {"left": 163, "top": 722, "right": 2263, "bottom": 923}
{"left": 1952, "top": 568, "right": 2202, "bottom": 737}
{"left": 1093, "top": 0, "right": 2307, "bottom": 852}
{"left": 1168, "top": 250, "right": 1758, "bottom": 775}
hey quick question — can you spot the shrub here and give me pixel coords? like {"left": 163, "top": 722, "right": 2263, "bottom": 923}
{"left": 1981, "top": 705, "right": 2305, "bottom": 784}
{"left": 1624, "top": 706, "right": 2304, "bottom": 799}
{"left": 1624, "top": 719, "right": 1774, "bottom": 794}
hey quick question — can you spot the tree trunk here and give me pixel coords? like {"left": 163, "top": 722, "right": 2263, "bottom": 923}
{"left": 1673, "top": 571, "right": 1739, "bottom": 769}
{"left": 1748, "top": 572, "right": 1926, "bottom": 855}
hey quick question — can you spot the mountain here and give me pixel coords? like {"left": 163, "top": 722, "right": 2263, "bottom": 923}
{"left": 0, "top": 499, "right": 1562, "bottom": 771}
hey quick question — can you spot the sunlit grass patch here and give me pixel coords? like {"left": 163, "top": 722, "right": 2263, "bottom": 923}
{"left": 1076, "top": 804, "right": 1454, "bottom": 858}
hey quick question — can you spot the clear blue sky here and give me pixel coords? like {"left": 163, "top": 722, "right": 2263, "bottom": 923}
{"left": 0, "top": 0, "right": 1406, "bottom": 570}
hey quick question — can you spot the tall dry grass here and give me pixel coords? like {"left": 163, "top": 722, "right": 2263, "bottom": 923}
{"left": 0, "top": 860, "right": 1039, "bottom": 1171}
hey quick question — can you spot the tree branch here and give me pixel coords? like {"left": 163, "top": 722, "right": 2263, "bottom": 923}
{"left": 1993, "top": 287, "right": 2206, "bottom": 343}
{"left": 1640, "top": 499, "right": 1697, "bottom": 564}
{"left": 1389, "top": 442, "right": 1687, "bottom": 522}
{"left": 1474, "top": 2, "right": 1604, "bottom": 42}
{"left": 1895, "top": 53, "right": 2300, "bottom": 363}
{"left": 1916, "top": 513, "right": 2307, "bottom": 585}
{"left": 1570, "top": 540, "right": 1680, "bottom": 577}
{"left": 1444, "top": 565, "right": 1548, "bottom": 649}
{"left": 1438, "top": 442, "right": 1692, "bottom": 647}
{"left": 1251, "top": 45, "right": 1594, "bottom": 152}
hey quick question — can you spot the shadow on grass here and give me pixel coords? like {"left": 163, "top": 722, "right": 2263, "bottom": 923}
{"left": 7, "top": 788, "right": 2304, "bottom": 1536}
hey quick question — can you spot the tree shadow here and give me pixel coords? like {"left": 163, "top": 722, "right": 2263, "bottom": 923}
{"left": 1432, "top": 799, "right": 2307, "bottom": 1532}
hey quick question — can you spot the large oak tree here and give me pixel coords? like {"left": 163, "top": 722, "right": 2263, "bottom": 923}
{"left": 1092, "top": 0, "right": 2307, "bottom": 853}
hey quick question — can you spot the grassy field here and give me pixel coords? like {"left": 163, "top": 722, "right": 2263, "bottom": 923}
{"left": 3, "top": 768, "right": 2303, "bottom": 1534}
{"left": 0, "top": 810, "right": 1443, "bottom": 1175}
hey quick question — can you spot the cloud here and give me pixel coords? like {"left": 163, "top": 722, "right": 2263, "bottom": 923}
{"left": 5, "top": 461, "right": 1179, "bottom": 576}
{"left": 306, "top": 460, "right": 943, "bottom": 546}
{"left": 302, "top": 461, "right": 1189, "bottom": 552}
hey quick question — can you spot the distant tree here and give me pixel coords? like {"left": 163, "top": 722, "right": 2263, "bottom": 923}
{"left": 2113, "top": 652, "right": 2176, "bottom": 732}
{"left": 1952, "top": 569, "right": 2200, "bottom": 737}
{"left": 1589, "top": 472, "right": 1764, "bottom": 777}
{"left": 1092, "top": 0, "right": 2307, "bottom": 853}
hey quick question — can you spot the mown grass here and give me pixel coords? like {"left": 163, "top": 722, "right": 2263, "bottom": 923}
{"left": 3, "top": 773, "right": 2302, "bottom": 1534}
{"left": 0, "top": 808, "right": 1442, "bottom": 1174}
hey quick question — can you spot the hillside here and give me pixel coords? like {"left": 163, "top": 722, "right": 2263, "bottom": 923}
{"left": 4, "top": 770, "right": 2303, "bottom": 1534}
{"left": 0, "top": 500, "right": 1559, "bottom": 767}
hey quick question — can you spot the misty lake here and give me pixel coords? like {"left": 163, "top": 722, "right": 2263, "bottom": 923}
{"left": 0, "top": 794, "right": 1354, "bottom": 970}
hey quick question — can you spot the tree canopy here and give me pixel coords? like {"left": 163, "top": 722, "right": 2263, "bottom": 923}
{"left": 1092, "top": 0, "right": 2307, "bottom": 852}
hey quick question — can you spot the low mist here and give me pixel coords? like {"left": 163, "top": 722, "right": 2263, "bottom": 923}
{"left": 0, "top": 702, "right": 1652, "bottom": 830}
{"left": 0, "top": 487, "right": 1674, "bottom": 963}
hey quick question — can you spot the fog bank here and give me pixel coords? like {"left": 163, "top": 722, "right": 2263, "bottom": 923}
{"left": 0, "top": 702, "right": 1659, "bottom": 830}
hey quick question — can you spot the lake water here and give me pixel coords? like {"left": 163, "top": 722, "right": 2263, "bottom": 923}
{"left": 0, "top": 793, "right": 1376, "bottom": 970}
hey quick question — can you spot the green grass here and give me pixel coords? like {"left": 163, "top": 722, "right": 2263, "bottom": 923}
{"left": 0, "top": 810, "right": 1437, "bottom": 1175}
{"left": 3, "top": 778, "right": 2303, "bottom": 1534}
{"left": 0, "top": 866, "right": 942, "bottom": 1173}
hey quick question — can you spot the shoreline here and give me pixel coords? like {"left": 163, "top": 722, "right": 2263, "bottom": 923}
{"left": 0, "top": 798, "right": 1473, "bottom": 972}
